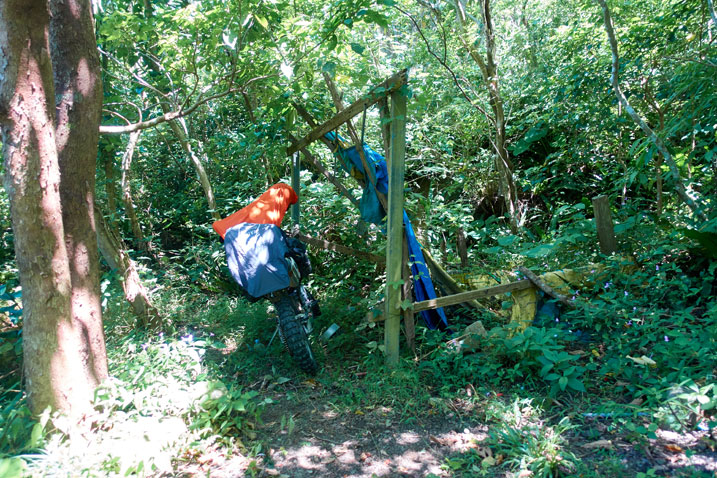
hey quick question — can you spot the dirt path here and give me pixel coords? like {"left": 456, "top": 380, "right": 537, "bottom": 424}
{"left": 191, "top": 378, "right": 717, "bottom": 478}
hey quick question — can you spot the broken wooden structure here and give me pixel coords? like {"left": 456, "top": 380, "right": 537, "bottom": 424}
{"left": 287, "top": 70, "right": 579, "bottom": 364}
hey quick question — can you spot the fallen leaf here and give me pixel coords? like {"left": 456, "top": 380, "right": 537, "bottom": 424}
{"left": 581, "top": 440, "right": 613, "bottom": 450}
{"left": 481, "top": 456, "right": 496, "bottom": 467}
{"left": 626, "top": 355, "right": 657, "bottom": 367}
{"left": 359, "top": 452, "right": 371, "bottom": 462}
{"left": 429, "top": 435, "right": 456, "bottom": 446}
{"left": 629, "top": 398, "right": 644, "bottom": 406}
{"left": 354, "top": 410, "right": 364, "bottom": 415}
{"left": 664, "top": 444, "right": 683, "bottom": 453}
{"left": 320, "top": 456, "right": 336, "bottom": 464}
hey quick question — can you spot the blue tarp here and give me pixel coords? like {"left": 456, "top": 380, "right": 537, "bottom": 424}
{"left": 327, "top": 132, "right": 449, "bottom": 330}
{"left": 224, "top": 223, "right": 290, "bottom": 298}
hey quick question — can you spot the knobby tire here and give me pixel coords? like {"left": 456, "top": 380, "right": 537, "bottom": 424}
{"left": 276, "top": 295, "right": 318, "bottom": 374}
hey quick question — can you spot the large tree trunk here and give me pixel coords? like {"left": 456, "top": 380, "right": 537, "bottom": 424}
{"left": 0, "top": 0, "right": 107, "bottom": 416}
{"left": 50, "top": 0, "right": 108, "bottom": 387}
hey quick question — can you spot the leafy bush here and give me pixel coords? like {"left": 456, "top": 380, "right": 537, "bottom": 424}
{"left": 486, "top": 416, "right": 576, "bottom": 478}
{"left": 0, "top": 393, "right": 46, "bottom": 458}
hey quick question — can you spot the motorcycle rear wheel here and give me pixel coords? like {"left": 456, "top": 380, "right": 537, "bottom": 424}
{"left": 275, "top": 295, "right": 318, "bottom": 374}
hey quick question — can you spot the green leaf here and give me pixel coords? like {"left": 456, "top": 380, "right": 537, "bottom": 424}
{"left": 567, "top": 378, "right": 586, "bottom": 392}
{"left": 497, "top": 235, "right": 517, "bottom": 246}
{"left": 523, "top": 243, "right": 554, "bottom": 258}
{"left": 0, "top": 458, "right": 25, "bottom": 478}
{"left": 350, "top": 43, "right": 365, "bottom": 54}
{"left": 253, "top": 14, "right": 268, "bottom": 29}
{"left": 559, "top": 376, "right": 568, "bottom": 391}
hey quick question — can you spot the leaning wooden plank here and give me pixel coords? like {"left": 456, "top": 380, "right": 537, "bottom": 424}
{"left": 323, "top": 72, "right": 388, "bottom": 211}
{"left": 518, "top": 266, "right": 576, "bottom": 309}
{"left": 288, "top": 134, "right": 361, "bottom": 210}
{"left": 412, "top": 279, "right": 534, "bottom": 313}
{"left": 297, "top": 233, "right": 385, "bottom": 264}
{"left": 422, "top": 250, "right": 482, "bottom": 311}
{"left": 287, "top": 69, "right": 408, "bottom": 156}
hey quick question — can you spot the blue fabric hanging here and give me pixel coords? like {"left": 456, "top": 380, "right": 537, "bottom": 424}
{"left": 326, "top": 132, "right": 449, "bottom": 330}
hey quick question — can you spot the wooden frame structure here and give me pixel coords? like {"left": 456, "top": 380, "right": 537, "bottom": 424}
{"left": 287, "top": 70, "right": 548, "bottom": 365}
{"left": 288, "top": 70, "right": 409, "bottom": 365}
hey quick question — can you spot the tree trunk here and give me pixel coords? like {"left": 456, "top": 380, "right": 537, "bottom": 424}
{"left": 163, "top": 109, "right": 221, "bottom": 221}
{"left": 121, "top": 130, "right": 150, "bottom": 251}
{"left": 0, "top": 0, "right": 107, "bottom": 416}
{"left": 596, "top": 0, "right": 708, "bottom": 222}
{"left": 50, "top": 0, "right": 109, "bottom": 388}
{"left": 454, "top": 0, "right": 520, "bottom": 232}
{"left": 95, "top": 207, "right": 160, "bottom": 327}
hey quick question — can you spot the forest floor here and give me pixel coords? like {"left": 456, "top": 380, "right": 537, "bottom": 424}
{"left": 182, "top": 345, "right": 717, "bottom": 478}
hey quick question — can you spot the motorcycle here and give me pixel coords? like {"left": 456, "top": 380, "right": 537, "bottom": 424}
{"left": 215, "top": 183, "right": 319, "bottom": 374}
{"left": 266, "top": 246, "right": 320, "bottom": 374}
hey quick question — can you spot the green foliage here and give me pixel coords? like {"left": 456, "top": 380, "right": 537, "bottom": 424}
{"left": 188, "top": 382, "right": 267, "bottom": 443}
{"left": 444, "top": 399, "right": 577, "bottom": 477}
{"left": 0, "top": 393, "right": 46, "bottom": 458}
{"left": 486, "top": 416, "right": 576, "bottom": 478}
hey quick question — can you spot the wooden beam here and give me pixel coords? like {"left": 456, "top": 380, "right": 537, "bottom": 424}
{"left": 422, "top": 249, "right": 481, "bottom": 311}
{"left": 384, "top": 89, "right": 407, "bottom": 366}
{"left": 412, "top": 280, "right": 533, "bottom": 313}
{"left": 288, "top": 134, "right": 361, "bottom": 210}
{"left": 322, "top": 72, "right": 388, "bottom": 211}
{"left": 402, "top": 237, "right": 415, "bottom": 352}
{"left": 287, "top": 69, "right": 408, "bottom": 156}
{"left": 518, "top": 266, "right": 576, "bottom": 309}
{"left": 297, "top": 233, "right": 385, "bottom": 264}
{"left": 378, "top": 97, "right": 391, "bottom": 161}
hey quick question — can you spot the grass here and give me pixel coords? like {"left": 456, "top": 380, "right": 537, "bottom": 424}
{"left": 1, "top": 218, "right": 716, "bottom": 477}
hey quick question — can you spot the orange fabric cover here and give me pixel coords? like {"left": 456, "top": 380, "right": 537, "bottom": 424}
{"left": 212, "top": 183, "right": 298, "bottom": 239}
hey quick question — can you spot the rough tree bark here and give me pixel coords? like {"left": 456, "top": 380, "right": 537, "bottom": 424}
{"left": 50, "top": 0, "right": 109, "bottom": 390}
{"left": 0, "top": 0, "right": 108, "bottom": 416}
{"left": 596, "top": 0, "right": 708, "bottom": 222}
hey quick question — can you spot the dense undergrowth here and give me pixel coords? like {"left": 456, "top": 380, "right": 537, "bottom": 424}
{"left": 1, "top": 197, "right": 715, "bottom": 476}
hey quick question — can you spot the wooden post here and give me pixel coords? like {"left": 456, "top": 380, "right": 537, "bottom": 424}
{"left": 457, "top": 227, "right": 468, "bottom": 268}
{"left": 402, "top": 237, "right": 415, "bottom": 353}
{"left": 384, "top": 88, "right": 407, "bottom": 367}
{"left": 291, "top": 152, "right": 300, "bottom": 227}
{"left": 592, "top": 195, "right": 617, "bottom": 254}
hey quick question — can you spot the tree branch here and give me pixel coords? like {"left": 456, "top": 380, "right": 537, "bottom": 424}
{"left": 393, "top": 3, "right": 494, "bottom": 125}
{"left": 595, "top": 0, "right": 708, "bottom": 222}
{"left": 99, "top": 75, "right": 275, "bottom": 135}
